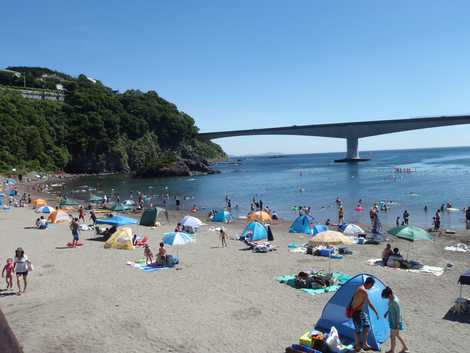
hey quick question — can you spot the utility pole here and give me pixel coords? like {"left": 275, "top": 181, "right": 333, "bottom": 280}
{"left": 23, "top": 72, "right": 26, "bottom": 88}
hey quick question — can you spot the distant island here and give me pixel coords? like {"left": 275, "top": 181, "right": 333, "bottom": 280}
{"left": 0, "top": 67, "right": 226, "bottom": 177}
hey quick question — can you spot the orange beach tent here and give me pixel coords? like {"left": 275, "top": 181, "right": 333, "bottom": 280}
{"left": 48, "top": 209, "right": 70, "bottom": 224}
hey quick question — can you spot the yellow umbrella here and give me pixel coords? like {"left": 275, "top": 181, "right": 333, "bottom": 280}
{"left": 248, "top": 211, "right": 272, "bottom": 222}
{"left": 308, "top": 231, "right": 353, "bottom": 246}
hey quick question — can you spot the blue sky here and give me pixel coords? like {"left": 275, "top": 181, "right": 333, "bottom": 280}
{"left": 2, "top": 0, "right": 470, "bottom": 156}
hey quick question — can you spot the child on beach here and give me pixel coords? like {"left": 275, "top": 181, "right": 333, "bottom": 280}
{"left": 2, "top": 258, "right": 14, "bottom": 290}
{"left": 382, "top": 287, "right": 409, "bottom": 353}
{"left": 144, "top": 244, "right": 154, "bottom": 264}
{"left": 219, "top": 229, "right": 228, "bottom": 247}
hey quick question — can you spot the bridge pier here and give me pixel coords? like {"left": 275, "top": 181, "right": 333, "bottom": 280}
{"left": 334, "top": 136, "right": 370, "bottom": 163}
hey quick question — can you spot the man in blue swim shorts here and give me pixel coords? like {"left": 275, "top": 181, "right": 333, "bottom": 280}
{"left": 350, "top": 277, "right": 379, "bottom": 352}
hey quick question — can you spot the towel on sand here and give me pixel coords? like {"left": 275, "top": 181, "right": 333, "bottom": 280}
{"left": 275, "top": 272, "right": 351, "bottom": 296}
{"left": 127, "top": 259, "right": 173, "bottom": 273}
{"left": 367, "top": 258, "right": 444, "bottom": 276}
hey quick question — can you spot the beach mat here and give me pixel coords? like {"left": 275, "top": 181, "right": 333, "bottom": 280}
{"left": 275, "top": 272, "right": 351, "bottom": 296}
{"left": 367, "top": 258, "right": 444, "bottom": 276}
{"left": 127, "top": 259, "right": 175, "bottom": 273}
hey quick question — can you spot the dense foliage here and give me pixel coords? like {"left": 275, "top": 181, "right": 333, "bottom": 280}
{"left": 0, "top": 67, "right": 226, "bottom": 175}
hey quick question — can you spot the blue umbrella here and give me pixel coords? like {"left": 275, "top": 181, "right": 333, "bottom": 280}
{"left": 163, "top": 232, "right": 194, "bottom": 269}
{"left": 163, "top": 232, "right": 194, "bottom": 246}
{"left": 96, "top": 215, "right": 138, "bottom": 226}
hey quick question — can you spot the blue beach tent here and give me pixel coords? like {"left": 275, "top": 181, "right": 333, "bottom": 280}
{"left": 312, "top": 224, "right": 328, "bottom": 235}
{"left": 213, "top": 210, "right": 232, "bottom": 223}
{"left": 96, "top": 215, "right": 138, "bottom": 227}
{"left": 289, "top": 215, "right": 314, "bottom": 234}
{"left": 241, "top": 221, "right": 268, "bottom": 241}
{"left": 315, "top": 273, "right": 390, "bottom": 350}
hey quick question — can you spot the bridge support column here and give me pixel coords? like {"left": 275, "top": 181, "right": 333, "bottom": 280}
{"left": 334, "top": 136, "right": 370, "bottom": 163}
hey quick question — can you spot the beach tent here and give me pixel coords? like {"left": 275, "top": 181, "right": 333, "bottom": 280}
{"left": 123, "top": 199, "right": 136, "bottom": 206}
{"left": 48, "top": 209, "right": 70, "bottom": 224}
{"left": 241, "top": 221, "right": 268, "bottom": 241}
{"left": 315, "top": 273, "right": 390, "bottom": 350}
{"left": 340, "top": 223, "right": 365, "bottom": 236}
{"left": 289, "top": 215, "right": 314, "bottom": 234}
{"left": 88, "top": 195, "right": 104, "bottom": 204}
{"left": 32, "top": 198, "right": 47, "bottom": 208}
{"left": 248, "top": 211, "right": 272, "bottom": 222}
{"left": 212, "top": 210, "right": 232, "bottom": 223}
{"left": 140, "top": 207, "right": 167, "bottom": 226}
{"left": 9, "top": 190, "right": 17, "bottom": 197}
{"left": 312, "top": 224, "right": 328, "bottom": 235}
{"left": 180, "top": 215, "right": 204, "bottom": 229}
{"left": 111, "top": 203, "right": 133, "bottom": 211}
{"left": 96, "top": 215, "right": 138, "bottom": 227}
{"left": 36, "top": 205, "right": 55, "bottom": 214}
{"left": 59, "top": 198, "right": 80, "bottom": 208}
{"left": 104, "top": 227, "right": 134, "bottom": 250}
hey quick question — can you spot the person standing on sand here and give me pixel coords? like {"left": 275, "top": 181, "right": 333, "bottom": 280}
{"left": 350, "top": 277, "right": 379, "bottom": 352}
{"left": 338, "top": 206, "right": 344, "bottom": 225}
{"left": 69, "top": 218, "right": 80, "bottom": 247}
{"left": 90, "top": 210, "right": 97, "bottom": 225}
{"left": 219, "top": 229, "right": 228, "bottom": 247}
{"left": 78, "top": 206, "right": 86, "bottom": 223}
{"left": 382, "top": 287, "right": 409, "bottom": 353}
{"left": 14, "top": 248, "right": 31, "bottom": 295}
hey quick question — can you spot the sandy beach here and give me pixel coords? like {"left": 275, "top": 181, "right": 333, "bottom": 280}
{"left": 0, "top": 202, "right": 469, "bottom": 353}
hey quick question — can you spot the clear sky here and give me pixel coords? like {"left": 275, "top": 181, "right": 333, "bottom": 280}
{"left": 3, "top": 0, "right": 470, "bottom": 156}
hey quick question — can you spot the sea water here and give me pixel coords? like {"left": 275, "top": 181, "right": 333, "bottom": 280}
{"left": 63, "top": 146, "right": 470, "bottom": 229}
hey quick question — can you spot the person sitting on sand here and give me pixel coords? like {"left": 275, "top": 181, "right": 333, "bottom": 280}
{"left": 157, "top": 242, "right": 167, "bottom": 264}
{"left": 38, "top": 216, "right": 47, "bottom": 230}
{"left": 191, "top": 204, "right": 198, "bottom": 213}
{"left": 174, "top": 223, "right": 184, "bottom": 232}
{"left": 382, "top": 287, "right": 409, "bottom": 353}
{"left": 382, "top": 244, "right": 393, "bottom": 265}
{"left": 387, "top": 248, "right": 404, "bottom": 268}
{"left": 144, "top": 244, "right": 154, "bottom": 265}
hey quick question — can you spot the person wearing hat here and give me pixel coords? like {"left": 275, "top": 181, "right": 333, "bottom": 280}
{"left": 14, "top": 247, "right": 31, "bottom": 295}
{"left": 382, "top": 286, "right": 409, "bottom": 353}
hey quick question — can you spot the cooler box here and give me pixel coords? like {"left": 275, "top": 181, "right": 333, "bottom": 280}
{"left": 319, "top": 248, "right": 334, "bottom": 257}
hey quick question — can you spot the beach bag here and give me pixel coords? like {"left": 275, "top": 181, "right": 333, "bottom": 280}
{"left": 325, "top": 326, "right": 342, "bottom": 353}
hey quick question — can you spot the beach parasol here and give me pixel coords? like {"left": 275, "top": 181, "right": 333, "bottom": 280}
{"left": 163, "top": 231, "right": 194, "bottom": 269}
{"left": 308, "top": 231, "right": 353, "bottom": 272}
{"left": 248, "top": 211, "right": 272, "bottom": 222}
{"left": 308, "top": 231, "right": 354, "bottom": 246}
{"left": 388, "top": 225, "right": 433, "bottom": 259}
{"left": 36, "top": 205, "right": 55, "bottom": 214}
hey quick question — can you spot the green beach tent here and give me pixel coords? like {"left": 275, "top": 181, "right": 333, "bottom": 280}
{"left": 59, "top": 198, "right": 81, "bottom": 207}
{"left": 88, "top": 195, "right": 104, "bottom": 204}
{"left": 140, "top": 207, "right": 168, "bottom": 226}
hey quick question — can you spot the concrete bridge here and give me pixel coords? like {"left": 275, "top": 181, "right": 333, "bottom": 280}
{"left": 199, "top": 115, "right": 470, "bottom": 162}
